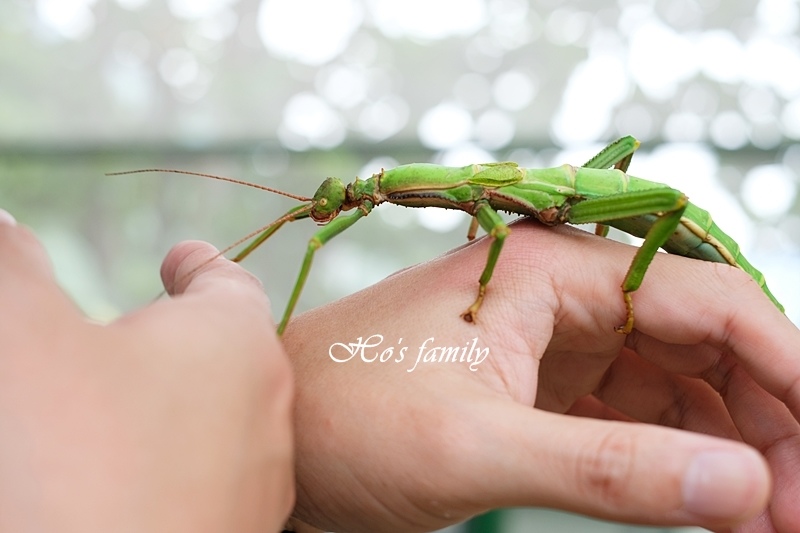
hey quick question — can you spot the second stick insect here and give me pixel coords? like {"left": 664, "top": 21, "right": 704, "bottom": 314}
{"left": 112, "top": 136, "right": 784, "bottom": 335}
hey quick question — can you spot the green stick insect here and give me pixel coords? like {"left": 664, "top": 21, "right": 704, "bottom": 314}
{"left": 110, "top": 136, "right": 784, "bottom": 336}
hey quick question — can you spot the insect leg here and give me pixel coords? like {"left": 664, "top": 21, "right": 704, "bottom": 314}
{"left": 567, "top": 188, "right": 687, "bottom": 333}
{"left": 278, "top": 204, "right": 373, "bottom": 335}
{"left": 461, "top": 201, "right": 509, "bottom": 324}
{"left": 582, "top": 136, "right": 641, "bottom": 237}
{"left": 232, "top": 205, "right": 312, "bottom": 263}
{"left": 582, "top": 136, "right": 640, "bottom": 172}
{"left": 467, "top": 216, "right": 479, "bottom": 241}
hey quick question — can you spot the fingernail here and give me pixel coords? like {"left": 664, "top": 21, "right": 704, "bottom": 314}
{"left": 0, "top": 209, "right": 16, "bottom": 226}
{"left": 682, "top": 449, "right": 766, "bottom": 519}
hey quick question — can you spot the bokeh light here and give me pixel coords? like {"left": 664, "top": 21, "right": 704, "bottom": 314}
{"left": 4, "top": 0, "right": 799, "bottom": 330}
{"left": 36, "top": 0, "right": 98, "bottom": 40}
{"left": 258, "top": 0, "right": 362, "bottom": 65}
{"left": 741, "top": 164, "right": 798, "bottom": 219}
{"left": 368, "top": 0, "right": 487, "bottom": 41}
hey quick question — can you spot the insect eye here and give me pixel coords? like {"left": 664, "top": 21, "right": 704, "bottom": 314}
{"left": 318, "top": 198, "right": 328, "bottom": 206}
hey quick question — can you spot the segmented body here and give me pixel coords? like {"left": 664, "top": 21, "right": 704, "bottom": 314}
{"left": 345, "top": 162, "right": 782, "bottom": 311}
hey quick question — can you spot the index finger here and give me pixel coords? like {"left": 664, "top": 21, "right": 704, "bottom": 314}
{"left": 0, "top": 211, "right": 79, "bottom": 320}
{"left": 630, "top": 256, "right": 800, "bottom": 420}
{"left": 0, "top": 210, "right": 55, "bottom": 284}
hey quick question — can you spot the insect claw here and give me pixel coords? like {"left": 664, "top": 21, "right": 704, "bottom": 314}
{"left": 461, "top": 286, "right": 486, "bottom": 324}
{"left": 466, "top": 217, "right": 479, "bottom": 241}
{"left": 614, "top": 292, "right": 635, "bottom": 334}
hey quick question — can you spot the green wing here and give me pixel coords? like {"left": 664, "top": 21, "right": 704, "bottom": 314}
{"left": 469, "top": 162, "right": 524, "bottom": 187}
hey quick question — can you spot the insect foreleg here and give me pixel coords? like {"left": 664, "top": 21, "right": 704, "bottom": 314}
{"left": 233, "top": 205, "right": 312, "bottom": 263}
{"left": 461, "top": 202, "right": 510, "bottom": 324}
{"left": 567, "top": 188, "right": 688, "bottom": 334}
{"left": 278, "top": 204, "right": 373, "bottom": 335}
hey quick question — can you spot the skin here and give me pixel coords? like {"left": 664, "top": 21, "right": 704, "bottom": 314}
{"left": 271, "top": 219, "right": 800, "bottom": 533}
{"left": 0, "top": 211, "right": 294, "bottom": 533}
{"left": 2, "top": 207, "right": 800, "bottom": 532}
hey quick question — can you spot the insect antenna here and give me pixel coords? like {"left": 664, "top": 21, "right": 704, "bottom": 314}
{"left": 106, "top": 169, "right": 312, "bottom": 202}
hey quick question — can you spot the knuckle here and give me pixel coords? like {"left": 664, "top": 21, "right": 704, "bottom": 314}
{"left": 700, "top": 350, "right": 738, "bottom": 396}
{"left": 574, "top": 430, "right": 638, "bottom": 508}
{"left": 656, "top": 383, "right": 692, "bottom": 429}
{"left": 707, "top": 262, "right": 761, "bottom": 301}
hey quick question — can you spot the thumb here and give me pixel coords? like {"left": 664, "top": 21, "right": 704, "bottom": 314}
{"left": 160, "top": 240, "right": 264, "bottom": 298}
{"left": 158, "top": 240, "right": 274, "bottom": 331}
{"left": 480, "top": 405, "right": 769, "bottom": 529}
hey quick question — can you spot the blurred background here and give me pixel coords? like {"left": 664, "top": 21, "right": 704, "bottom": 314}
{"left": 1, "top": 0, "right": 798, "bottom": 531}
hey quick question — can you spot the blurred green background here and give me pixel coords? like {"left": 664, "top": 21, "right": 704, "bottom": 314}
{"left": 1, "top": 0, "right": 798, "bottom": 531}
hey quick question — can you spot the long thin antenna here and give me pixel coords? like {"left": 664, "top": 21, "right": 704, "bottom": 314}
{"left": 106, "top": 169, "right": 312, "bottom": 202}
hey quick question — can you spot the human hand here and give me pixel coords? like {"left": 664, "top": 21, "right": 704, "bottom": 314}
{"left": 0, "top": 211, "right": 294, "bottom": 533}
{"left": 281, "top": 220, "right": 800, "bottom": 533}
